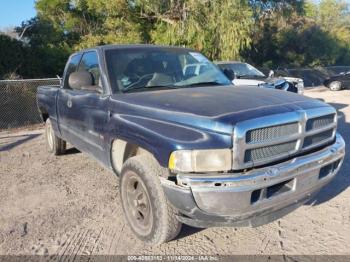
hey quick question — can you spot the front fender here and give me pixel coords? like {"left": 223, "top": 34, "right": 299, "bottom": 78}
{"left": 106, "top": 114, "right": 232, "bottom": 168}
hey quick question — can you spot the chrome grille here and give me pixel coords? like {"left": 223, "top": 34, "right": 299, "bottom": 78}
{"left": 303, "top": 129, "right": 334, "bottom": 148}
{"left": 246, "top": 122, "right": 298, "bottom": 143}
{"left": 244, "top": 141, "right": 297, "bottom": 162}
{"left": 306, "top": 114, "right": 335, "bottom": 131}
{"left": 232, "top": 107, "right": 337, "bottom": 170}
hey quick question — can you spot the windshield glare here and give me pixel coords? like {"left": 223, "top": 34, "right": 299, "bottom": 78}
{"left": 220, "top": 63, "right": 265, "bottom": 78}
{"left": 105, "top": 48, "right": 231, "bottom": 93}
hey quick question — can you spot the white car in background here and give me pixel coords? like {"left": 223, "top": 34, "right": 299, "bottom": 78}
{"left": 216, "top": 61, "right": 304, "bottom": 94}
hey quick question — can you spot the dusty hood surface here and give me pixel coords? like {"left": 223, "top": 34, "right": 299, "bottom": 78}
{"left": 110, "top": 85, "right": 330, "bottom": 134}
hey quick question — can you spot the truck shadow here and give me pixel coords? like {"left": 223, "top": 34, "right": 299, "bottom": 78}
{"left": 65, "top": 147, "right": 81, "bottom": 155}
{"left": 175, "top": 224, "right": 204, "bottom": 240}
{"left": 0, "top": 133, "right": 40, "bottom": 152}
{"left": 306, "top": 101, "right": 350, "bottom": 206}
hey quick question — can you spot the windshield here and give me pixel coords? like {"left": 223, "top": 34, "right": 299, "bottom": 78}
{"left": 218, "top": 63, "right": 265, "bottom": 78}
{"left": 105, "top": 48, "right": 231, "bottom": 93}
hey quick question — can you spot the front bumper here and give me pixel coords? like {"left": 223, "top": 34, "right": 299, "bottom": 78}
{"left": 162, "top": 133, "right": 345, "bottom": 228}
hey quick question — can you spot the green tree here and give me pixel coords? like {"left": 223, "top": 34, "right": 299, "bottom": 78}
{"left": 34, "top": 0, "right": 254, "bottom": 60}
{"left": 0, "top": 34, "right": 26, "bottom": 79}
{"left": 35, "top": 0, "right": 142, "bottom": 50}
{"left": 244, "top": 0, "right": 350, "bottom": 67}
{"left": 244, "top": 1, "right": 306, "bottom": 67}
{"left": 136, "top": 0, "right": 253, "bottom": 60}
{"left": 306, "top": 0, "right": 350, "bottom": 45}
{"left": 276, "top": 18, "right": 343, "bottom": 66}
{"left": 15, "top": 17, "right": 71, "bottom": 77}
{"left": 4, "top": 0, "right": 350, "bottom": 80}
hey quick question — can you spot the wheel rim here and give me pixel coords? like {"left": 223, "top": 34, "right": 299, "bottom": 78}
{"left": 330, "top": 81, "right": 341, "bottom": 90}
{"left": 46, "top": 122, "right": 54, "bottom": 150}
{"left": 122, "top": 172, "right": 153, "bottom": 236}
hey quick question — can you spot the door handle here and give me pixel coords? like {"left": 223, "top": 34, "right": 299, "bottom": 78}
{"left": 67, "top": 99, "right": 72, "bottom": 108}
{"left": 107, "top": 110, "right": 112, "bottom": 120}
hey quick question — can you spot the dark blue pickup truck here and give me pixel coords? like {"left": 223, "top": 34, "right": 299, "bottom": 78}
{"left": 37, "top": 45, "right": 345, "bottom": 245}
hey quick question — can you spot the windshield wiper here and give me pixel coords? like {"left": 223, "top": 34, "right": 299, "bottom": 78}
{"left": 123, "top": 85, "right": 178, "bottom": 93}
{"left": 179, "top": 81, "right": 225, "bottom": 87}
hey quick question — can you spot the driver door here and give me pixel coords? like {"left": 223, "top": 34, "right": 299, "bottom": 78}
{"left": 57, "top": 51, "right": 109, "bottom": 163}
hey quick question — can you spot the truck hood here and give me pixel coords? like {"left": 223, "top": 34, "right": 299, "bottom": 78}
{"left": 110, "top": 85, "right": 329, "bottom": 135}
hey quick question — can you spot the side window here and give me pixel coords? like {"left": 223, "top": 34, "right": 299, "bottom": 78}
{"left": 77, "top": 51, "right": 101, "bottom": 88}
{"left": 63, "top": 54, "right": 82, "bottom": 89}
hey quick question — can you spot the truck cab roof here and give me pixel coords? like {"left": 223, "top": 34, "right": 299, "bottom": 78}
{"left": 75, "top": 44, "right": 196, "bottom": 55}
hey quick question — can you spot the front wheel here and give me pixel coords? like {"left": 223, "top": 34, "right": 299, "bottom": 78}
{"left": 45, "top": 118, "right": 66, "bottom": 155}
{"left": 329, "top": 81, "right": 342, "bottom": 91}
{"left": 120, "top": 155, "right": 182, "bottom": 245}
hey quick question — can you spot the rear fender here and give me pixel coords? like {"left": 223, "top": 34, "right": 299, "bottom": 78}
{"left": 37, "top": 86, "right": 61, "bottom": 137}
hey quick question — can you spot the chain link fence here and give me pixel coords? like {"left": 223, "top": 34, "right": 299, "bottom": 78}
{"left": 0, "top": 78, "right": 60, "bottom": 130}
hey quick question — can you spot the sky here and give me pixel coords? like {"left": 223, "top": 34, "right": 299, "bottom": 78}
{"left": 0, "top": 0, "right": 37, "bottom": 30}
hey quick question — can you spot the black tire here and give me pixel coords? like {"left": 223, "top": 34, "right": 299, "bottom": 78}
{"left": 328, "top": 81, "right": 342, "bottom": 91}
{"left": 45, "top": 118, "right": 66, "bottom": 155}
{"left": 120, "top": 154, "right": 182, "bottom": 245}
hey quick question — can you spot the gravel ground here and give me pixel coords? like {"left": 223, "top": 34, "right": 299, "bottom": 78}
{"left": 0, "top": 87, "right": 349, "bottom": 256}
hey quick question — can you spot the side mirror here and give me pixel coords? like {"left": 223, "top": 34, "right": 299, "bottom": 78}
{"left": 223, "top": 68, "right": 236, "bottom": 81}
{"left": 69, "top": 71, "right": 93, "bottom": 89}
{"left": 268, "top": 70, "right": 275, "bottom": 78}
{"left": 68, "top": 71, "right": 102, "bottom": 93}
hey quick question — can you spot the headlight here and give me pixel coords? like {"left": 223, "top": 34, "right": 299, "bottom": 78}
{"left": 168, "top": 149, "right": 232, "bottom": 172}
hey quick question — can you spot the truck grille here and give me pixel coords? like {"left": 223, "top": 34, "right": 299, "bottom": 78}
{"left": 306, "top": 114, "right": 335, "bottom": 131}
{"left": 246, "top": 123, "right": 298, "bottom": 143}
{"left": 232, "top": 108, "right": 337, "bottom": 169}
{"left": 303, "top": 129, "right": 334, "bottom": 148}
{"left": 244, "top": 141, "right": 297, "bottom": 162}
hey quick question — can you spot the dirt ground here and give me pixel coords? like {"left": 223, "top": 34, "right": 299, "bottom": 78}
{"left": 0, "top": 87, "right": 349, "bottom": 256}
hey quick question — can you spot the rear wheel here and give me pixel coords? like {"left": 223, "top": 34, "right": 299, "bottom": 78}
{"left": 120, "top": 155, "right": 182, "bottom": 245}
{"left": 45, "top": 118, "right": 66, "bottom": 155}
{"left": 329, "top": 81, "right": 342, "bottom": 91}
